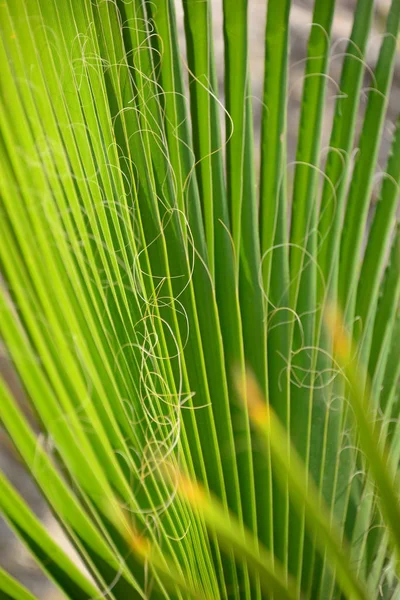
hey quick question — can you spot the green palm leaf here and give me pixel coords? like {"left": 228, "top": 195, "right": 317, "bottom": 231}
{"left": 1, "top": 0, "right": 399, "bottom": 598}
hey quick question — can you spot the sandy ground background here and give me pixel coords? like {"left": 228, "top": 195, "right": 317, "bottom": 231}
{"left": 1, "top": 0, "right": 398, "bottom": 598}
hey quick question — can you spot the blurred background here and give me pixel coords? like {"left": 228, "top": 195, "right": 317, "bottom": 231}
{"left": 1, "top": 1, "right": 398, "bottom": 598}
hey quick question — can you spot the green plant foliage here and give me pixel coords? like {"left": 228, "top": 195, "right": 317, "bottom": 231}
{"left": 0, "top": 0, "right": 399, "bottom": 598}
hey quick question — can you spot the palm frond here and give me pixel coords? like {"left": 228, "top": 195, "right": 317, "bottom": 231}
{"left": 1, "top": 0, "right": 399, "bottom": 598}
